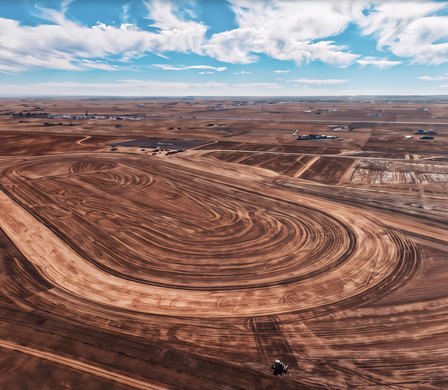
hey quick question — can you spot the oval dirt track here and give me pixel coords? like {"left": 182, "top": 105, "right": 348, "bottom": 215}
{"left": 0, "top": 155, "right": 419, "bottom": 318}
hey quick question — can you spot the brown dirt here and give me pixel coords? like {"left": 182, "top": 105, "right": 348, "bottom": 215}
{"left": 0, "top": 98, "right": 447, "bottom": 389}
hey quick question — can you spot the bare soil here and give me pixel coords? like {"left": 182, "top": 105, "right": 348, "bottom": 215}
{"left": 0, "top": 98, "right": 447, "bottom": 389}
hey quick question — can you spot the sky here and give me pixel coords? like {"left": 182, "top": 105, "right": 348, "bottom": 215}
{"left": 0, "top": 0, "right": 447, "bottom": 96}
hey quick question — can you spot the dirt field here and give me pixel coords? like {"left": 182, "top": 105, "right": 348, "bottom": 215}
{"left": 0, "top": 98, "right": 447, "bottom": 389}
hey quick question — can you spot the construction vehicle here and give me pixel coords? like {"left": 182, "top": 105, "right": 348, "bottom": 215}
{"left": 271, "top": 360, "right": 288, "bottom": 375}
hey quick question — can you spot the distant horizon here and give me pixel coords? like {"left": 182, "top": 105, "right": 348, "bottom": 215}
{"left": 1, "top": 94, "right": 447, "bottom": 99}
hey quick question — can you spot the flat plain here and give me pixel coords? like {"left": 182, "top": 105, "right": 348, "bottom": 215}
{"left": 0, "top": 97, "right": 447, "bottom": 389}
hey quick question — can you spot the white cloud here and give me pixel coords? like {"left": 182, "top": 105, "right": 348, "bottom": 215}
{"left": 418, "top": 74, "right": 448, "bottom": 81}
{"left": 144, "top": 0, "right": 207, "bottom": 54}
{"left": 202, "top": 28, "right": 258, "bottom": 64}
{"left": 293, "top": 78, "right": 350, "bottom": 85}
{"left": 356, "top": 56, "right": 402, "bottom": 69}
{"left": 79, "top": 59, "right": 122, "bottom": 71}
{"left": 154, "top": 64, "right": 226, "bottom": 71}
{"left": 122, "top": 2, "right": 132, "bottom": 23}
{"left": 33, "top": 0, "right": 75, "bottom": 25}
{"left": 273, "top": 70, "right": 290, "bottom": 74}
{"left": 205, "top": 1, "right": 448, "bottom": 67}
{"left": 61, "top": 0, "right": 75, "bottom": 15}
{"left": 119, "top": 23, "right": 138, "bottom": 31}
{"left": 0, "top": 0, "right": 207, "bottom": 73}
{"left": 356, "top": 1, "right": 448, "bottom": 65}
{"left": 195, "top": 65, "right": 226, "bottom": 71}
{"left": 202, "top": 0, "right": 361, "bottom": 67}
{"left": 1, "top": 0, "right": 447, "bottom": 75}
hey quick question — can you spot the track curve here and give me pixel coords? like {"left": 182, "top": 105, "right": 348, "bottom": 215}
{"left": 0, "top": 154, "right": 420, "bottom": 318}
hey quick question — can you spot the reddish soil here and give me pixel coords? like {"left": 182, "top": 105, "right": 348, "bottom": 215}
{"left": 0, "top": 98, "right": 447, "bottom": 389}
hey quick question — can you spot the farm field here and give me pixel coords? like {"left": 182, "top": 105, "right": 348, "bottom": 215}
{"left": 0, "top": 98, "right": 447, "bottom": 389}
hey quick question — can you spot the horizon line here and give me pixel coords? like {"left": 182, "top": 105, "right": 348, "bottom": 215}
{"left": 1, "top": 94, "right": 448, "bottom": 99}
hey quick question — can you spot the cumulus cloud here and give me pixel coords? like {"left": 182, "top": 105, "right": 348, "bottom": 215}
{"left": 356, "top": 1, "right": 448, "bottom": 65}
{"left": 206, "top": 0, "right": 448, "bottom": 66}
{"left": 356, "top": 56, "right": 401, "bottom": 69}
{"left": 206, "top": 0, "right": 447, "bottom": 67}
{"left": 154, "top": 64, "right": 226, "bottom": 71}
{"left": 0, "top": 18, "right": 146, "bottom": 72}
{"left": 203, "top": 0, "right": 360, "bottom": 67}
{"left": 1, "top": 0, "right": 448, "bottom": 74}
{"left": 293, "top": 78, "right": 350, "bottom": 85}
{"left": 0, "top": 0, "right": 207, "bottom": 73}
{"left": 144, "top": 0, "right": 206, "bottom": 54}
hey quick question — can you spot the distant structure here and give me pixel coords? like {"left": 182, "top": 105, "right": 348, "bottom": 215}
{"left": 6, "top": 111, "right": 146, "bottom": 121}
{"left": 297, "top": 134, "right": 338, "bottom": 140}
{"left": 415, "top": 129, "right": 437, "bottom": 135}
{"left": 332, "top": 125, "right": 347, "bottom": 132}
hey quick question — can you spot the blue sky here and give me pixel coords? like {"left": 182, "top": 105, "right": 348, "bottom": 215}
{"left": 0, "top": 0, "right": 447, "bottom": 96}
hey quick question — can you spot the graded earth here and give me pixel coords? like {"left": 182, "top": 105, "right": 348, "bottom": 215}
{"left": 0, "top": 98, "right": 447, "bottom": 389}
